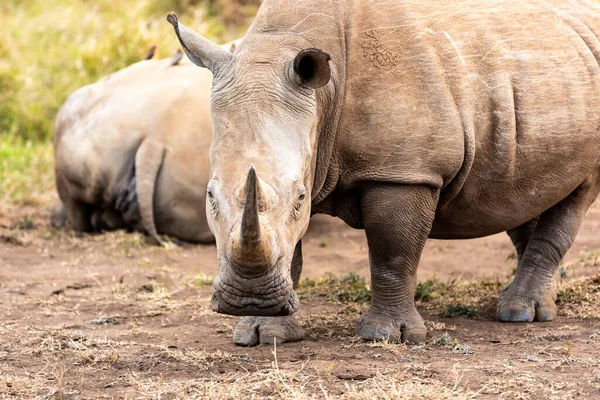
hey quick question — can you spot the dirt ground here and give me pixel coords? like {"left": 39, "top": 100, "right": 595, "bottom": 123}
{"left": 1, "top": 200, "right": 600, "bottom": 399}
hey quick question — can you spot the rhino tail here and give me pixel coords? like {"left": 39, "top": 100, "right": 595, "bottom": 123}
{"left": 135, "top": 139, "right": 166, "bottom": 246}
{"left": 50, "top": 200, "right": 67, "bottom": 229}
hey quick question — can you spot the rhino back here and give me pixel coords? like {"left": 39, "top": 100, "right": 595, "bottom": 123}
{"left": 331, "top": 0, "right": 600, "bottom": 236}
{"left": 54, "top": 83, "right": 140, "bottom": 206}
{"left": 55, "top": 63, "right": 213, "bottom": 209}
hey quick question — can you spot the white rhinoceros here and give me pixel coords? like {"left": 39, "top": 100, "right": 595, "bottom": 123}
{"left": 53, "top": 42, "right": 238, "bottom": 245}
{"left": 167, "top": 0, "right": 600, "bottom": 346}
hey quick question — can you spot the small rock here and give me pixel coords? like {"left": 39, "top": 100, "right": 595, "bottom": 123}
{"left": 91, "top": 316, "right": 120, "bottom": 325}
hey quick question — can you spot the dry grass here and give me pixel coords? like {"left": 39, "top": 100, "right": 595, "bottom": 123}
{"left": 298, "top": 271, "right": 600, "bottom": 322}
{"left": 2, "top": 209, "right": 600, "bottom": 399}
{"left": 127, "top": 367, "right": 471, "bottom": 399}
{"left": 298, "top": 272, "right": 372, "bottom": 303}
{"left": 1, "top": 322, "right": 476, "bottom": 399}
{"left": 3, "top": 326, "right": 597, "bottom": 399}
{"left": 557, "top": 274, "right": 600, "bottom": 319}
{"left": 298, "top": 273, "right": 503, "bottom": 319}
{"left": 2, "top": 267, "right": 599, "bottom": 399}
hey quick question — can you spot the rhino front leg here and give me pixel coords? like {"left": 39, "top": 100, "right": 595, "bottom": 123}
{"left": 498, "top": 174, "right": 600, "bottom": 322}
{"left": 356, "top": 184, "right": 439, "bottom": 343}
{"left": 233, "top": 241, "right": 305, "bottom": 346}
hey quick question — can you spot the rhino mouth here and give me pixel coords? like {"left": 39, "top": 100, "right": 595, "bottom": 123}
{"left": 210, "top": 274, "right": 299, "bottom": 316}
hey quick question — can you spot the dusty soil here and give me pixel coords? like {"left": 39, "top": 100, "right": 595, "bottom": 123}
{"left": 1, "top": 201, "right": 600, "bottom": 399}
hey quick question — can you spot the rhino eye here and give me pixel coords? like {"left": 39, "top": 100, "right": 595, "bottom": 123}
{"left": 297, "top": 185, "right": 307, "bottom": 202}
{"left": 292, "top": 199, "right": 302, "bottom": 218}
{"left": 291, "top": 187, "right": 306, "bottom": 221}
{"left": 207, "top": 187, "right": 218, "bottom": 220}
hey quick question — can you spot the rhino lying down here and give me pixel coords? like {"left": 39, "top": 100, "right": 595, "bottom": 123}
{"left": 168, "top": 0, "right": 600, "bottom": 345}
{"left": 53, "top": 42, "right": 238, "bottom": 245}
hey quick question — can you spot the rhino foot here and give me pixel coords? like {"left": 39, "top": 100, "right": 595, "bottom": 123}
{"left": 232, "top": 316, "right": 305, "bottom": 346}
{"left": 497, "top": 283, "right": 557, "bottom": 322}
{"left": 51, "top": 202, "right": 67, "bottom": 230}
{"left": 356, "top": 308, "right": 426, "bottom": 344}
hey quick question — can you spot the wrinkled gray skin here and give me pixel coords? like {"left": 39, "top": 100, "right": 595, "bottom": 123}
{"left": 53, "top": 42, "right": 238, "bottom": 245}
{"left": 168, "top": 0, "right": 600, "bottom": 346}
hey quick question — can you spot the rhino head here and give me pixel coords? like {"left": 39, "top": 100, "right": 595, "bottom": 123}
{"left": 167, "top": 13, "right": 332, "bottom": 316}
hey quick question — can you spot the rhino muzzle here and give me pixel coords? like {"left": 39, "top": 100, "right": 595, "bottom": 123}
{"left": 210, "top": 274, "right": 300, "bottom": 316}
{"left": 213, "top": 166, "right": 301, "bottom": 316}
{"left": 211, "top": 289, "right": 299, "bottom": 316}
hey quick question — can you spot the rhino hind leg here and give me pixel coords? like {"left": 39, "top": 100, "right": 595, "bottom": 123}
{"left": 499, "top": 217, "right": 558, "bottom": 322}
{"left": 498, "top": 171, "right": 600, "bottom": 322}
{"left": 506, "top": 217, "right": 539, "bottom": 264}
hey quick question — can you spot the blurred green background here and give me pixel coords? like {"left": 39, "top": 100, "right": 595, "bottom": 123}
{"left": 0, "top": 0, "right": 259, "bottom": 142}
{"left": 0, "top": 0, "right": 259, "bottom": 204}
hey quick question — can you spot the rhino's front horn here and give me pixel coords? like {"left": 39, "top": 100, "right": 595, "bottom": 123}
{"left": 241, "top": 165, "right": 260, "bottom": 245}
{"left": 229, "top": 166, "right": 276, "bottom": 272}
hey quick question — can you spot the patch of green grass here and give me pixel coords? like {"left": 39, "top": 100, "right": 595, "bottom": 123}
{"left": 332, "top": 272, "right": 371, "bottom": 303}
{"left": 415, "top": 279, "right": 504, "bottom": 319}
{"left": 414, "top": 279, "right": 447, "bottom": 302}
{"left": 13, "top": 215, "right": 35, "bottom": 230}
{"left": 440, "top": 304, "right": 479, "bottom": 318}
{"left": 431, "top": 332, "right": 473, "bottom": 354}
{"left": 0, "top": 136, "right": 54, "bottom": 205}
{"left": 298, "top": 274, "right": 506, "bottom": 319}
{"left": 506, "top": 250, "right": 517, "bottom": 260}
{"left": 559, "top": 265, "right": 568, "bottom": 279}
{"left": 414, "top": 281, "right": 431, "bottom": 302}
{"left": 299, "top": 273, "right": 600, "bottom": 321}
{"left": 319, "top": 235, "right": 329, "bottom": 248}
{"left": 431, "top": 331, "right": 453, "bottom": 346}
{"left": 190, "top": 270, "right": 214, "bottom": 287}
{"left": 298, "top": 272, "right": 372, "bottom": 303}
{"left": 298, "top": 277, "right": 316, "bottom": 288}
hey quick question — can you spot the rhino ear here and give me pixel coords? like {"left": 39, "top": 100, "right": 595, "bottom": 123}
{"left": 144, "top": 44, "right": 157, "bottom": 60}
{"left": 167, "top": 12, "right": 232, "bottom": 72}
{"left": 293, "top": 48, "right": 331, "bottom": 89}
{"left": 227, "top": 41, "right": 237, "bottom": 53}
